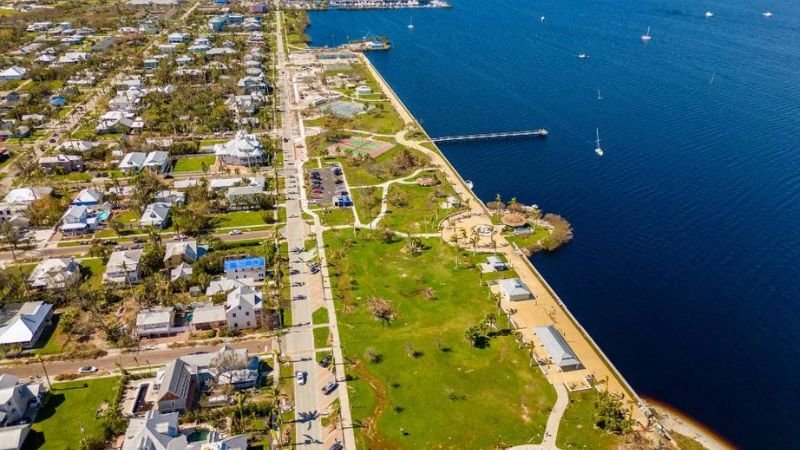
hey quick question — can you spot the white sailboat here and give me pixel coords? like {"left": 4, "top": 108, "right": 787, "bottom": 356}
{"left": 408, "top": 17, "right": 414, "bottom": 30}
{"left": 594, "top": 128, "right": 604, "bottom": 157}
{"left": 762, "top": 11, "right": 773, "bottom": 18}
{"left": 641, "top": 26, "right": 652, "bottom": 42}
{"left": 705, "top": 11, "right": 714, "bottom": 18}
{"left": 578, "top": 53, "right": 589, "bottom": 59}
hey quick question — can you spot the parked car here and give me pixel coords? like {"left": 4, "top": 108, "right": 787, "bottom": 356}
{"left": 78, "top": 366, "right": 98, "bottom": 374}
{"left": 321, "top": 381, "right": 338, "bottom": 394}
{"left": 295, "top": 371, "right": 307, "bottom": 385}
{"left": 319, "top": 354, "right": 333, "bottom": 368}
{"left": 228, "top": 229, "right": 242, "bottom": 235}
{"left": 132, "top": 237, "right": 145, "bottom": 244}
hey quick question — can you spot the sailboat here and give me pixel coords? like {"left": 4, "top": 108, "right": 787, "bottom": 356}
{"left": 705, "top": 11, "right": 714, "bottom": 18}
{"left": 597, "top": 88, "right": 603, "bottom": 100}
{"left": 594, "top": 128, "right": 604, "bottom": 157}
{"left": 762, "top": 11, "right": 773, "bottom": 18}
{"left": 408, "top": 17, "right": 414, "bottom": 30}
{"left": 641, "top": 26, "right": 652, "bottom": 42}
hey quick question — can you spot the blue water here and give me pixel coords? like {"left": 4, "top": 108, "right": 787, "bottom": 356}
{"left": 307, "top": 1, "right": 800, "bottom": 448}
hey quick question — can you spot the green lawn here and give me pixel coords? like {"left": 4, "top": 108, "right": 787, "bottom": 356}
{"left": 381, "top": 181, "right": 456, "bottom": 233}
{"left": 316, "top": 207, "right": 354, "bottom": 227}
{"left": 326, "top": 231, "right": 557, "bottom": 449}
{"left": 557, "top": 390, "right": 624, "bottom": 450}
{"left": 79, "top": 257, "right": 105, "bottom": 289}
{"left": 313, "top": 325, "right": 330, "bottom": 348}
{"left": 46, "top": 171, "right": 92, "bottom": 182}
{"left": 312, "top": 307, "right": 329, "bottom": 325}
{"left": 173, "top": 155, "right": 216, "bottom": 173}
{"left": 213, "top": 210, "right": 268, "bottom": 228}
{"left": 350, "top": 188, "right": 382, "bottom": 225}
{"left": 27, "top": 377, "right": 121, "bottom": 450}
{"left": 31, "top": 316, "right": 64, "bottom": 356}
{"left": 334, "top": 146, "right": 428, "bottom": 187}
{"left": 504, "top": 226, "right": 551, "bottom": 250}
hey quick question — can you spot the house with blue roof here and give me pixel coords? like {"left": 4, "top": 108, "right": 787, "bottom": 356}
{"left": 224, "top": 257, "right": 266, "bottom": 281}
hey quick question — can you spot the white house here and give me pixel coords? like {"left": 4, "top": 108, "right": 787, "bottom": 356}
{"left": 59, "top": 140, "right": 98, "bottom": 153}
{"left": 223, "top": 257, "right": 266, "bottom": 281}
{"left": 27, "top": 258, "right": 81, "bottom": 291}
{"left": 60, "top": 204, "right": 97, "bottom": 234}
{"left": 154, "top": 190, "right": 184, "bottom": 205}
{"left": 164, "top": 240, "right": 200, "bottom": 268}
{"left": 226, "top": 186, "right": 264, "bottom": 210}
{"left": 225, "top": 286, "right": 263, "bottom": 330}
{"left": 144, "top": 151, "right": 170, "bottom": 172}
{"left": 135, "top": 307, "right": 175, "bottom": 337}
{"left": 118, "top": 152, "right": 147, "bottom": 172}
{"left": 190, "top": 304, "right": 227, "bottom": 330}
{"left": 205, "top": 277, "right": 254, "bottom": 297}
{"left": 3, "top": 187, "right": 52, "bottom": 205}
{"left": 0, "top": 374, "right": 42, "bottom": 426}
{"left": 139, "top": 202, "right": 171, "bottom": 228}
{"left": 0, "top": 302, "right": 53, "bottom": 349}
{"left": 72, "top": 187, "right": 103, "bottom": 206}
{"left": 497, "top": 278, "right": 533, "bottom": 302}
{"left": 119, "top": 151, "right": 169, "bottom": 173}
{"left": 0, "top": 66, "right": 27, "bottom": 82}
{"left": 170, "top": 262, "right": 192, "bottom": 282}
{"left": 121, "top": 409, "right": 249, "bottom": 450}
{"left": 214, "top": 131, "right": 264, "bottom": 166}
{"left": 104, "top": 249, "right": 143, "bottom": 285}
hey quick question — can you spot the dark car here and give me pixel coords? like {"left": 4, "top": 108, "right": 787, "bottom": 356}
{"left": 319, "top": 354, "right": 333, "bottom": 368}
{"left": 328, "top": 441, "right": 343, "bottom": 450}
{"left": 321, "top": 381, "right": 338, "bottom": 395}
{"left": 132, "top": 237, "right": 145, "bottom": 244}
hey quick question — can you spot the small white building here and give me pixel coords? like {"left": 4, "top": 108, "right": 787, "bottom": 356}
{"left": 497, "top": 278, "right": 533, "bottom": 302}
{"left": 0, "top": 66, "right": 27, "bottom": 81}
{"left": 139, "top": 202, "right": 171, "bottom": 228}
{"left": 135, "top": 307, "right": 175, "bottom": 337}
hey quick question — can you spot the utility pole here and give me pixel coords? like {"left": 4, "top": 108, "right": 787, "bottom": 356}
{"left": 37, "top": 356, "right": 51, "bottom": 390}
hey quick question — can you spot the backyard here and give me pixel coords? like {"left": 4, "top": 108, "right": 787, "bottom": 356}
{"left": 325, "top": 230, "right": 557, "bottom": 449}
{"left": 26, "top": 377, "right": 122, "bottom": 450}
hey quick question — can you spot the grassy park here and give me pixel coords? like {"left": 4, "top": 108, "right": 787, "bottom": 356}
{"left": 325, "top": 230, "right": 557, "bottom": 448}
{"left": 315, "top": 207, "right": 354, "bottom": 227}
{"left": 557, "top": 390, "right": 623, "bottom": 450}
{"left": 213, "top": 210, "right": 269, "bottom": 228}
{"left": 173, "top": 155, "right": 216, "bottom": 173}
{"left": 27, "top": 377, "right": 122, "bottom": 450}
{"left": 381, "top": 181, "right": 457, "bottom": 233}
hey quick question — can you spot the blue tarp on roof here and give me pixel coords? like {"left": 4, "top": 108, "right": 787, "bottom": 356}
{"left": 224, "top": 257, "right": 265, "bottom": 271}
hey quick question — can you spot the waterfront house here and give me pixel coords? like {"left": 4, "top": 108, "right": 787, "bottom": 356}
{"left": 533, "top": 325, "right": 583, "bottom": 372}
{"left": 104, "top": 249, "right": 143, "bottom": 285}
{"left": 139, "top": 202, "right": 171, "bottom": 228}
{"left": 497, "top": 278, "right": 533, "bottom": 301}
{"left": 224, "top": 257, "right": 266, "bottom": 281}
{"left": 27, "top": 258, "right": 81, "bottom": 291}
{"left": 136, "top": 307, "right": 176, "bottom": 338}
{"left": 38, "top": 154, "right": 83, "bottom": 173}
{"left": 0, "top": 302, "right": 53, "bottom": 349}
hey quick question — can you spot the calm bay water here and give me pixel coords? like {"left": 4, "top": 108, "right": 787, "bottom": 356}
{"left": 307, "top": 1, "right": 800, "bottom": 448}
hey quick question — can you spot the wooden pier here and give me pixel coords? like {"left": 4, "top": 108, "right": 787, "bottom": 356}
{"left": 431, "top": 128, "right": 548, "bottom": 143}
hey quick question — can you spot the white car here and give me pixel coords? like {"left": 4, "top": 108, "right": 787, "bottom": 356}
{"left": 78, "top": 366, "right": 98, "bottom": 374}
{"left": 295, "top": 371, "right": 307, "bottom": 385}
{"left": 228, "top": 229, "right": 242, "bottom": 235}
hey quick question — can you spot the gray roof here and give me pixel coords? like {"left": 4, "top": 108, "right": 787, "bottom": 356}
{"left": 533, "top": 325, "right": 582, "bottom": 370}
{"left": 498, "top": 278, "right": 532, "bottom": 299}
{"left": 158, "top": 358, "right": 190, "bottom": 400}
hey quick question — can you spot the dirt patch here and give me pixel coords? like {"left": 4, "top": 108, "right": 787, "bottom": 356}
{"left": 350, "top": 362, "right": 401, "bottom": 450}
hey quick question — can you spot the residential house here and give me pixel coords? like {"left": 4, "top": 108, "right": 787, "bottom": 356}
{"left": 27, "top": 258, "right": 81, "bottom": 291}
{"left": 214, "top": 131, "right": 264, "bottom": 166}
{"left": 154, "top": 357, "right": 193, "bottom": 412}
{"left": 497, "top": 278, "right": 533, "bottom": 302}
{"left": 226, "top": 186, "right": 264, "bottom": 210}
{"left": 167, "top": 32, "right": 190, "bottom": 44}
{"left": 208, "top": 176, "right": 264, "bottom": 192}
{"left": 0, "top": 423, "right": 31, "bottom": 450}
{"left": 96, "top": 111, "right": 143, "bottom": 134}
{"left": 72, "top": 188, "right": 103, "bottom": 206}
{"left": 57, "top": 52, "right": 89, "bottom": 65}
{"left": 205, "top": 277, "right": 254, "bottom": 297}
{"left": 170, "top": 263, "right": 192, "bottom": 282}
{"left": 223, "top": 257, "right": 266, "bottom": 281}
{"left": 103, "top": 249, "right": 144, "bottom": 285}
{"left": 0, "top": 374, "right": 43, "bottom": 426}
{"left": 38, "top": 154, "right": 83, "bottom": 173}
{"left": 135, "top": 307, "right": 176, "bottom": 338}
{"left": 225, "top": 286, "right": 263, "bottom": 330}
{"left": 2, "top": 187, "right": 52, "bottom": 205}
{"left": 154, "top": 190, "right": 185, "bottom": 205}
{"left": 118, "top": 152, "right": 147, "bottom": 172}
{"left": 144, "top": 151, "right": 170, "bottom": 172}
{"left": 0, "top": 302, "right": 53, "bottom": 349}
{"left": 122, "top": 408, "right": 247, "bottom": 450}
{"left": 139, "top": 202, "right": 171, "bottom": 228}
{"left": 171, "top": 345, "right": 260, "bottom": 390}
{"left": 189, "top": 304, "right": 226, "bottom": 330}
{"left": 59, "top": 140, "right": 98, "bottom": 153}
{"left": 119, "top": 151, "right": 169, "bottom": 173}
{"left": 0, "top": 67, "right": 27, "bottom": 82}
{"left": 164, "top": 240, "right": 200, "bottom": 268}
{"left": 60, "top": 205, "right": 98, "bottom": 234}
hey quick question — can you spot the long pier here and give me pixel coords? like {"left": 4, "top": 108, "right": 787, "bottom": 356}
{"left": 431, "top": 128, "right": 548, "bottom": 143}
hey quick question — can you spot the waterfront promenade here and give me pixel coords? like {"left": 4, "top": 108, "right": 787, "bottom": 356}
{"left": 357, "top": 52, "right": 650, "bottom": 426}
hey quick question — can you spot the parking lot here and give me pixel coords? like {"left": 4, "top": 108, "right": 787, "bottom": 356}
{"left": 306, "top": 165, "right": 346, "bottom": 206}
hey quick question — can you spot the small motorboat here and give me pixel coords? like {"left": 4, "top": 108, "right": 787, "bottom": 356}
{"left": 705, "top": 11, "right": 714, "bottom": 18}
